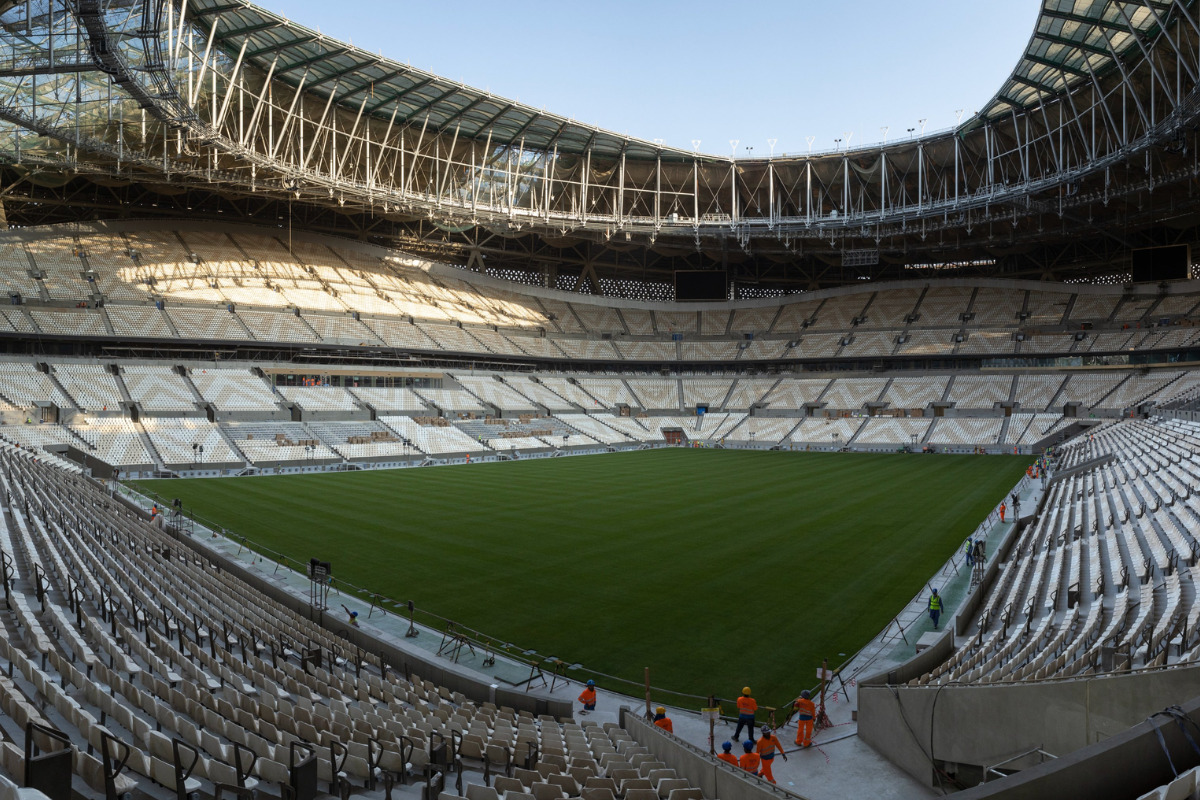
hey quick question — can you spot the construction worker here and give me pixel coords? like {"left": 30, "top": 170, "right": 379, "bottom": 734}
{"left": 340, "top": 604, "right": 359, "bottom": 627}
{"left": 737, "top": 741, "right": 760, "bottom": 774}
{"left": 793, "top": 690, "right": 816, "bottom": 748}
{"left": 928, "top": 588, "right": 943, "bottom": 630}
{"left": 755, "top": 726, "right": 788, "bottom": 782}
{"left": 733, "top": 686, "right": 758, "bottom": 743}
{"left": 964, "top": 538, "right": 974, "bottom": 567}
{"left": 577, "top": 680, "right": 596, "bottom": 713}
{"left": 653, "top": 706, "right": 673, "bottom": 733}
{"left": 717, "top": 741, "right": 738, "bottom": 766}
{"left": 1000, "top": 502, "right": 1007, "bottom": 523}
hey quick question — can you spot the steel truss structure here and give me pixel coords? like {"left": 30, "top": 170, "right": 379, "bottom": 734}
{"left": 2, "top": 0, "right": 1200, "bottom": 294}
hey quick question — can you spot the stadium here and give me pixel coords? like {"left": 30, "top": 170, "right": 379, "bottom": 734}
{"left": 1, "top": 0, "right": 1200, "bottom": 799}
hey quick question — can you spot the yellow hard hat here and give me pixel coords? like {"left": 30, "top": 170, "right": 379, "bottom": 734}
{"left": 742, "top": 686, "right": 751, "bottom": 695}
{"left": 656, "top": 706, "right": 666, "bottom": 715}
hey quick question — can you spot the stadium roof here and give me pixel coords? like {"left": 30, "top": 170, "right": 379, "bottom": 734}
{"left": 186, "top": 0, "right": 695, "bottom": 162}
{"left": 1, "top": 0, "right": 1199, "bottom": 294}
{"left": 188, "top": 0, "right": 1181, "bottom": 157}
{"left": 978, "top": 0, "right": 1179, "bottom": 121}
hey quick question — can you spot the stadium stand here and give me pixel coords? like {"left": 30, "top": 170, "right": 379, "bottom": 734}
{"left": 121, "top": 365, "right": 199, "bottom": 412}
{"left": 5, "top": 0, "right": 1200, "bottom": 792}
{"left": 916, "top": 417, "right": 1200, "bottom": 685}
{"left": 0, "top": 442, "right": 731, "bottom": 800}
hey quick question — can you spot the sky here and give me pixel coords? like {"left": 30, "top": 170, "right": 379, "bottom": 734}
{"left": 254, "top": 0, "right": 1043, "bottom": 157}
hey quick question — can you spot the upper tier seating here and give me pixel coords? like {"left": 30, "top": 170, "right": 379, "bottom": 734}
{"left": 4, "top": 229, "right": 1200, "bottom": 371}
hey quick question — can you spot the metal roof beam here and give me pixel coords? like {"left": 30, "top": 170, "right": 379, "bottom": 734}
{"left": 243, "top": 34, "right": 318, "bottom": 60}
{"left": 1032, "top": 30, "right": 1112, "bottom": 57}
{"left": 337, "top": 67, "right": 410, "bottom": 102}
{"left": 1039, "top": 8, "right": 1133, "bottom": 32}
{"left": 211, "top": 19, "right": 279, "bottom": 40}
{"left": 1009, "top": 73, "right": 1055, "bottom": 93}
{"left": 1024, "top": 53, "right": 1088, "bottom": 77}
{"left": 188, "top": 3, "right": 246, "bottom": 19}
{"left": 362, "top": 76, "right": 436, "bottom": 116}
{"left": 396, "top": 84, "right": 463, "bottom": 125}
{"left": 273, "top": 45, "right": 353, "bottom": 77}
{"left": 467, "top": 102, "right": 515, "bottom": 137}
{"left": 303, "top": 57, "right": 381, "bottom": 92}
{"left": 435, "top": 94, "right": 493, "bottom": 129}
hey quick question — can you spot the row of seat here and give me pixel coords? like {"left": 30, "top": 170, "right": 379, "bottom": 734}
{"left": 918, "top": 416, "right": 1200, "bottom": 686}
{"left": 0, "top": 443, "right": 714, "bottom": 800}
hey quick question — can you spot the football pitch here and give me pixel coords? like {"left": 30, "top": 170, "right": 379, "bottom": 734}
{"left": 134, "top": 449, "right": 1029, "bottom": 708}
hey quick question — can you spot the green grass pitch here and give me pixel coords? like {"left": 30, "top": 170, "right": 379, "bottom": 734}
{"left": 135, "top": 449, "right": 1029, "bottom": 709}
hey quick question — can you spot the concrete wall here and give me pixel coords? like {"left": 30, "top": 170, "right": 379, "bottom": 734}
{"left": 859, "top": 666, "right": 1200, "bottom": 789}
{"left": 954, "top": 694, "right": 1200, "bottom": 799}
{"left": 621, "top": 709, "right": 810, "bottom": 800}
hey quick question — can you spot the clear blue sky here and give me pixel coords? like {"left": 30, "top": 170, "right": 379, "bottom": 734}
{"left": 256, "top": 1, "right": 1042, "bottom": 156}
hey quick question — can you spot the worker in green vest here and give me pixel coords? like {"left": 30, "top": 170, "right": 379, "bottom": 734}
{"left": 928, "top": 588, "right": 944, "bottom": 630}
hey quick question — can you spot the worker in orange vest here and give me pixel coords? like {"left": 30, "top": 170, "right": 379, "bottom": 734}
{"left": 717, "top": 741, "right": 738, "bottom": 766}
{"left": 1000, "top": 502, "right": 1007, "bottom": 523}
{"left": 653, "top": 706, "right": 673, "bottom": 733}
{"left": 793, "top": 690, "right": 816, "bottom": 748}
{"left": 734, "top": 686, "right": 758, "bottom": 743}
{"left": 577, "top": 680, "right": 596, "bottom": 713}
{"left": 737, "top": 740, "right": 760, "bottom": 774}
{"left": 755, "top": 726, "right": 788, "bottom": 783}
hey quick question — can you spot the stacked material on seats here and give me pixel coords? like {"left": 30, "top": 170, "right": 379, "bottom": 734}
{"left": 306, "top": 421, "right": 414, "bottom": 459}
